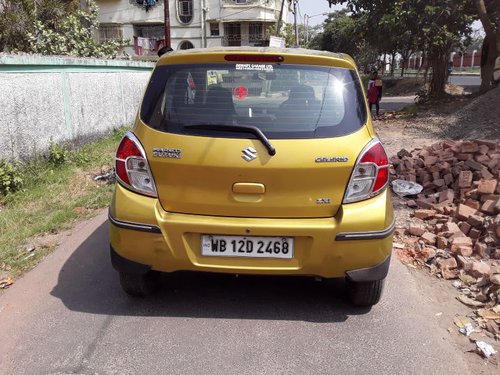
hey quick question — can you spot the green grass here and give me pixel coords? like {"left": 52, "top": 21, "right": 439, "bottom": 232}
{"left": 0, "top": 127, "right": 128, "bottom": 278}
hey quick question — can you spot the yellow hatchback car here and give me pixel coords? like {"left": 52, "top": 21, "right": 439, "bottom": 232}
{"left": 109, "top": 47, "right": 394, "bottom": 306}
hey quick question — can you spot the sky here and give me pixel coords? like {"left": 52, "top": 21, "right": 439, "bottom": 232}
{"left": 288, "top": 0, "right": 344, "bottom": 27}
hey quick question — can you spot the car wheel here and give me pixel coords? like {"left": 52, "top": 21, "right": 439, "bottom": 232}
{"left": 119, "top": 271, "right": 158, "bottom": 297}
{"left": 346, "top": 278, "right": 385, "bottom": 306}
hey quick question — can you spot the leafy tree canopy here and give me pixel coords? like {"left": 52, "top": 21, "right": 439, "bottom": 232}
{"left": 0, "top": 0, "right": 125, "bottom": 58}
{"left": 326, "top": 0, "right": 476, "bottom": 97}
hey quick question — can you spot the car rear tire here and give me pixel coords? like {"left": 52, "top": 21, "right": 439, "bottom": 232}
{"left": 346, "top": 278, "right": 385, "bottom": 306}
{"left": 119, "top": 271, "right": 158, "bottom": 297}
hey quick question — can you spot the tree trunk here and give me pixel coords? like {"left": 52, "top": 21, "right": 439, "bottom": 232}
{"left": 390, "top": 52, "right": 396, "bottom": 76}
{"left": 475, "top": 0, "right": 499, "bottom": 92}
{"left": 429, "top": 49, "right": 448, "bottom": 98}
{"left": 480, "top": 34, "right": 498, "bottom": 92}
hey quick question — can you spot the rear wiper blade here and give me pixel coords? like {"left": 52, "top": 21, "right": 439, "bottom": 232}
{"left": 185, "top": 124, "right": 276, "bottom": 156}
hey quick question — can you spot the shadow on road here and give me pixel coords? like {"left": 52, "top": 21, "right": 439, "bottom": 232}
{"left": 51, "top": 222, "right": 371, "bottom": 323}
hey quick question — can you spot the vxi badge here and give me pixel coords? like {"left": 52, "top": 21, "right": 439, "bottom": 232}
{"left": 315, "top": 156, "right": 349, "bottom": 163}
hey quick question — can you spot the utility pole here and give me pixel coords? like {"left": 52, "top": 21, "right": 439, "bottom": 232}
{"left": 304, "top": 14, "right": 309, "bottom": 44}
{"left": 164, "top": 0, "right": 171, "bottom": 48}
{"left": 293, "top": 0, "right": 298, "bottom": 47}
{"left": 276, "top": 0, "right": 286, "bottom": 36}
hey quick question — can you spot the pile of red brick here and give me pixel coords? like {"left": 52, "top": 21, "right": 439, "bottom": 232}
{"left": 390, "top": 140, "right": 500, "bottom": 309}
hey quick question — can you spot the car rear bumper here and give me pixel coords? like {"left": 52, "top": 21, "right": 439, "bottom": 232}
{"left": 109, "top": 184, "right": 394, "bottom": 279}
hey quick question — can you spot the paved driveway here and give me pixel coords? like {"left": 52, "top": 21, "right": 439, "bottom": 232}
{"left": 0, "top": 211, "right": 473, "bottom": 374}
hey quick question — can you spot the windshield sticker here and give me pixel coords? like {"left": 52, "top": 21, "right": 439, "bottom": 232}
{"left": 235, "top": 64, "right": 274, "bottom": 72}
{"left": 233, "top": 85, "right": 249, "bottom": 100}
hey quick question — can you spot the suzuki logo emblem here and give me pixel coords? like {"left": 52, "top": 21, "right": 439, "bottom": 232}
{"left": 242, "top": 147, "right": 257, "bottom": 162}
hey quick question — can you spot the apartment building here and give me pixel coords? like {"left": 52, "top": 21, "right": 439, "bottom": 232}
{"left": 95, "top": 0, "right": 289, "bottom": 56}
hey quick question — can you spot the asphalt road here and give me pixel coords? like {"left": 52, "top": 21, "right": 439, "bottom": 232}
{"left": 380, "top": 95, "right": 415, "bottom": 113}
{"left": 0, "top": 211, "right": 472, "bottom": 374}
{"left": 449, "top": 74, "right": 481, "bottom": 92}
{"left": 378, "top": 73, "right": 481, "bottom": 114}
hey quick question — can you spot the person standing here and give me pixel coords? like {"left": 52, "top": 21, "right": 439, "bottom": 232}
{"left": 367, "top": 71, "right": 383, "bottom": 118}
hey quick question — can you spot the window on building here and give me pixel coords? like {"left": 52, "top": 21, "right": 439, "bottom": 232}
{"left": 98, "top": 25, "right": 123, "bottom": 43}
{"left": 224, "top": 23, "right": 241, "bottom": 46}
{"left": 234, "top": 0, "right": 250, "bottom": 4}
{"left": 179, "top": 41, "right": 194, "bottom": 50}
{"left": 177, "top": 0, "right": 193, "bottom": 24}
{"left": 249, "top": 23, "right": 263, "bottom": 42}
{"left": 210, "top": 23, "right": 220, "bottom": 36}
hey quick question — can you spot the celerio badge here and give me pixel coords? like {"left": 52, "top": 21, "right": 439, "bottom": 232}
{"left": 315, "top": 156, "right": 349, "bottom": 163}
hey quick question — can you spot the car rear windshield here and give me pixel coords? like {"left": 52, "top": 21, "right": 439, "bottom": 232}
{"left": 141, "top": 63, "right": 367, "bottom": 139}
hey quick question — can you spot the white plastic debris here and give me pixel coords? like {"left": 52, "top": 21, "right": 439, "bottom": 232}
{"left": 391, "top": 179, "right": 423, "bottom": 197}
{"left": 451, "top": 280, "right": 462, "bottom": 288}
{"left": 476, "top": 341, "right": 497, "bottom": 358}
{"left": 459, "top": 323, "right": 474, "bottom": 336}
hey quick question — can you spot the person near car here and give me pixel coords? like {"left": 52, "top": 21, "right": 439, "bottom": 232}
{"left": 367, "top": 71, "right": 383, "bottom": 118}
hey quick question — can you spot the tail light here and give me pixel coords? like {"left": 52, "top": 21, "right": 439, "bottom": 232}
{"left": 343, "top": 139, "right": 389, "bottom": 203}
{"left": 115, "top": 132, "right": 157, "bottom": 197}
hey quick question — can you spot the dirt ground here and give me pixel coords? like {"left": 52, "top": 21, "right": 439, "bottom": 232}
{"left": 374, "top": 87, "right": 500, "bottom": 373}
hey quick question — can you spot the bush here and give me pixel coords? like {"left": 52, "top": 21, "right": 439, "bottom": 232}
{"left": 48, "top": 141, "right": 69, "bottom": 166}
{"left": 0, "top": 160, "right": 23, "bottom": 195}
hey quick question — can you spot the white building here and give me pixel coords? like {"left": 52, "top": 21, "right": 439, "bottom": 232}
{"left": 95, "top": 0, "right": 289, "bottom": 56}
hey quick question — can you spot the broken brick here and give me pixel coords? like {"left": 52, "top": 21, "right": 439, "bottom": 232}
{"left": 459, "top": 222, "right": 472, "bottom": 235}
{"left": 461, "top": 142, "right": 479, "bottom": 153}
{"left": 442, "top": 268, "right": 459, "bottom": 280}
{"left": 406, "top": 200, "right": 418, "bottom": 208}
{"left": 414, "top": 209, "right": 437, "bottom": 220}
{"left": 465, "top": 159, "right": 484, "bottom": 171}
{"left": 444, "top": 222, "right": 461, "bottom": 234}
{"left": 477, "top": 144, "right": 490, "bottom": 155}
{"left": 469, "top": 228, "right": 482, "bottom": 239}
{"left": 467, "top": 215, "right": 485, "bottom": 228}
{"left": 451, "top": 236, "right": 473, "bottom": 248}
{"left": 456, "top": 204, "right": 477, "bottom": 221}
{"left": 458, "top": 170, "right": 473, "bottom": 188}
{"left": 437, "top": 257, "right": 457, "bottom": 269}
{"left": 477, "top": 179, "right": 498, "bottom": 195}
{"left": 420, "top": 232, "right": 437, "bottom": 245}
{"left": 415, "top": 199, "right": 434, "bottom": 209}
{"left": 480, "top": 200, "right": 496, "bottom": 215}
{"left": 480, "top": 168, "right": 494, "bottom": 180}
{"left": 436, "top": 236, "right": 448, "bottom": 249}
{"left": 443, "top": 173, "right": 454, "bottom": 186}
{"left": 453, "top": 246, "right": 473, "bottom": 257}
{"left": 464, "top": 199, "right": 481, "bottom": 210}
{"left": 408, "top": 223, "right": 426, "bottom": 236}
{"left": 468, "top": 261, "right": 491, "bottom": 278}
{"left": 439, "top": 189, "right": 455, "bottom": 203}
{"left": 474, "top": 242, "right": 490, "bottom": 258}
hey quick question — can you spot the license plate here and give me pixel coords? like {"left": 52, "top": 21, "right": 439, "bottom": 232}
{"left": 201, "top": 235, "right": 294, "bottom": 259}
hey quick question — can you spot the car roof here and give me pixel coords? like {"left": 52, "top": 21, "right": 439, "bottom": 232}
{"left": 157, "top": 46, "right": 357, "bottom": 70}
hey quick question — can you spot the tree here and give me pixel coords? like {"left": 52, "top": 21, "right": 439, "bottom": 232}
{"left": 474, "top": 0, "right": 499, "bottom": 92}
{"left": 267, "top": 24, "right": 305, "bottom": 48}
{"left": 0, "top": 0, "right": 78, "bottom": 52}
{"left": 0, "top": 0, "right": 124, "bottom": 58}
{"left": 319, "top": 10, "right": 360, "bottom": 56}
{"left": 312, "top": 10, "right": 377, "bottom": 71}
{"left": 327, "top": 1, "right": 476, "bottom": 98}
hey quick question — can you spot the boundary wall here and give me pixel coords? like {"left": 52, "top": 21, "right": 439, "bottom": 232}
{"left": 0, "top": 55, "right": 154, "bottom": 160}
